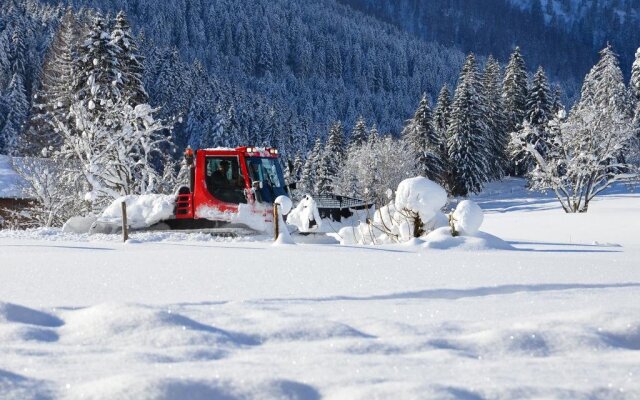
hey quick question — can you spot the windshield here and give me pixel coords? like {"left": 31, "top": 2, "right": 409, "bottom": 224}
{"left": 246, "top": 157, "right": 287, "bottom": 203}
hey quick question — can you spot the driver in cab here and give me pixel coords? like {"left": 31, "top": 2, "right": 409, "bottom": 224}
{"left": 210, "top": 160, "right": 243, "bottom": 188}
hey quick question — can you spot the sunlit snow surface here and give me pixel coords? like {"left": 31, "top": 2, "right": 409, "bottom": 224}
{"left": 1, "top": 179, "right": 639, "bottom": 399}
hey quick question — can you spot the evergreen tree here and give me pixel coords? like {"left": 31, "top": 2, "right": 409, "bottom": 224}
{"left": 402, "top": 93, "right": 444, "bottom": 183}
{"left": 350, "top": 115, "right": 367, "bottom": 148}
{"left": 73, "top": 13, "right": 121, "bottom": 120}
{"left": 315, "top": 121, "right": 344, "bottom": 194}
{"left": 433, "top": 85, "right": 451, "bottom": 141}
{"left": 574, "top": 45, "right": 633, "bottom": 119}
{"left": 25, "top": 8, "right": 78, "bottom": 153}
{"left": 111, "top": 11, "right": 148, "bottom": 105}
{"left": 514, "top": 66, "right": 553, "bottom": 173}
{"left": 630, "top": 47, "right": 640, "bottom": 103}
{"left": 482, "top": 56, "right": 507, "bottom": 179}
{"left": 299, "top": 137, "right": 322, "bottom": 194}
{"left": 292, "top": 153, "right": 303, "bottom": 184}
{"left": 0, "top": 73, "right": 29, "bottom": 155}
{"left": 368, "top": 124, "right": 379, "bottom": 143}
{"left": 526, "top": 66, "right": 552, "bottom": 126}
{"left": 502, "top": 47, "right": 528, "bottom": 135}
{"left": 550, "top": 84, "right": 565, "bottom": 115}
{"left": 447, "top": 53, "right": 491, "bottom": 196}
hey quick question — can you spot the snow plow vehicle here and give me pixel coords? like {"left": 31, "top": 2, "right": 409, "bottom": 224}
{"left": 89, "top": 146, "right": 371, "bottom": 236}
{"left": 169, "top": 146, "right": 287, "bottom": 232}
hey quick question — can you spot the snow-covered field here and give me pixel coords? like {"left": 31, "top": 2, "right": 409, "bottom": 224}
{"left": 1, "top": 179, "right": 639, "bottom": 399}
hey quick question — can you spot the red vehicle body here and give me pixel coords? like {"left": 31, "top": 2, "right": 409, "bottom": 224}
{"left": 166, "top": 146, "right": 288, "bottom": 231}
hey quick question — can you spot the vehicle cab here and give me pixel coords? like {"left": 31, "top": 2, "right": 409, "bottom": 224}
{"left": 175, "top": 147, "right": 288, "bottom": 226}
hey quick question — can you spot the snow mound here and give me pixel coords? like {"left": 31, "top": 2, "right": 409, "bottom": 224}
{"left": 196, "top": 203, "right": 272, "bottom": 233}
{"left": 0, "top": 369, "right": 53, "bottom": 400}
{"left": 338, "top": 224, "right": 371, "bottom": 245}
{"left": 452, "top": 200, "right": 484, "bottom": 236}
{"left": 286, "top": 195, "right": 321, "bottom": 233}
{"left": 67, "top": 376, "right": 319, "bottom": 400}
{"left": 62, "top": 215, "right": 98, "bottom": 234}
{"left": 258, "top": 318, "right": 374, "bottom": 342}
{"left": 66, "top": 376, "right": 239, "bottom": 400}
{"left": 423, "top": 227, "right": 513, "bottom": 251}
{"left": 394, "top": 177, "right": 447, "bottom": 223}
{"left": 274, "top": 195, "right": 293, "bottom": 215}
{"left": 0, "top": 302, "right": 63, "bottom": 327}
{"left": 95, "top": 194, "right": 175, "bottom": 231}
{"left": 60, "top": 303, "right": 258, "bottom": 348}
{"left": 273, "top": 196, "right": 295, "bottom": 245}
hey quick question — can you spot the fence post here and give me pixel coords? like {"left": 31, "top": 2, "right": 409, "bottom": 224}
{"left": 121, "top": 201, "right": 129, "bottom": 242}
{"left": 273, "top": 204, "right": 279, "bottom": 241}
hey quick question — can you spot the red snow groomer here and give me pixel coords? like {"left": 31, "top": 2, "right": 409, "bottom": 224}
{"left": 165, "top": 146, "right": 289, "bottom": 233}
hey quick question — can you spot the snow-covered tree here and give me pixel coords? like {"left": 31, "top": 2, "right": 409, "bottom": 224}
{"left": 315, "top": 121, "right": 344, "bottom": 194}
{"left": 447, "top": 53, "right": 491, "bottom": 196}
{"left": 10, "top": 157, "right": 85, "bottom": 227}
{"left": 632, "top": 47, "right": 640, "bottom": 149}
{"left": 53, "top": 101, "right": 174, "bottom": 212}
{"left": 513, "top": 66, "right": 553, "bottom": 173}
{"left": 631, "top": 47, "right": 640, "bottom": 103}
{"left": 336, "top": 135, "right": 414, "bottom": 205}
{"left": 433, "top": 85, "right": 451, "bottom": 140}
{"left": 368, "top": 124, "right": 379, "bottom": 143}
{"left": 526, "top": 66, "right": 552, "bottom": 126}
{"left": 511, "top": 45, "right": 637, "bottom": 213}
{"left": 298, "top": 137, "right": 322, "bottom": 195}
{"left": 73, "top": 13, "right": 121, "bottom": 121}
{"left": 550, "top": 84, "right": 565, "bottom": 115}
{"left": 0, "top": 73, "right": 29, "bottom": 155}
{"left": 111, "top": 11, "right": 148, "bottom": 105}
{"left": 25, "top": 8, "right": 78, "bottom": 153}
{"left": 402, "top": 93, "right": 445, "bottom": 184}
{"left": 482, "top": 56, "right": 507, "bottom": 179}
{"left": 350, "top": 116, "right": 367, "bottom": 148}
{"left": 502, "top": 47, "right": 528, "bottom": 136}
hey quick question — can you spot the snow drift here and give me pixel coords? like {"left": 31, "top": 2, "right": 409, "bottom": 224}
{"left": 88, "top": 194, "right": 175, "bottom": 234}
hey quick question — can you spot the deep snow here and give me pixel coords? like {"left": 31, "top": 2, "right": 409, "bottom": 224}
{"left": 0, "top": 179, "right": 639, "bottom": 399}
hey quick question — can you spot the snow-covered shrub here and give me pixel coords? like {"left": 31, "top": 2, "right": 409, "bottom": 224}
{"left": 334, "top": 135, "right": 415, "bottom": 205}
{"left": 340, "top": 176, "right": 449, "bottom": 244}
{"left": 286, "top": 195, "right": 322, "bottom": 233}
{"left": 395, "top": 177, "right": 448, "bottom": 227}
{"left": 10, "top": 157, "right": 88, "bottom": 228}
{"left": 450, "top": 200, "right": 484, "bottom": 236}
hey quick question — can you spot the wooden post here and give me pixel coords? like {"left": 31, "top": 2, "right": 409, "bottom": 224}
{"left": 121, "top": 201, "right": 129, "bottom": 242}
{"left": 273, "top": 204, "right": 279, "bottom": 241}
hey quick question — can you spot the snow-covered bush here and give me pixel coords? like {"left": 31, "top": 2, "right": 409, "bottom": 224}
{"left": 286, "top": 195, "right": 322, "bottom": 233}
{"left": 337, "top": 177, "right": 490, "bottom": 246}
{"left": 450, "top": 200, "right": 484, "bottom": 236}
{"left": 10, "top": 157, "right": 88, "bottom": 228}
{"left": 395, "top": 177, "right": 448, "bottom": 228}
{"left": 341, "top": 176, "right": 449, "bottom": 244}
{"left": 334, "top": 135, "right": 415, "bottom": 205}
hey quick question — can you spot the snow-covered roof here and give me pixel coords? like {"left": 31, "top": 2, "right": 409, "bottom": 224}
{"left": 0, "top": 155, "right": 29, "bottom": 199}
